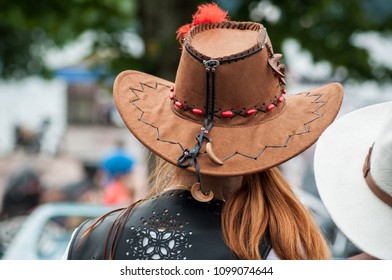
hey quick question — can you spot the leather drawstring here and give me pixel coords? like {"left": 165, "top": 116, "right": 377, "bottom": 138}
{"left": 177, "top": 60, "right": 218, "bottom": 193}
{"left": 177, "top": 32, "right": 267, "bottom": 193}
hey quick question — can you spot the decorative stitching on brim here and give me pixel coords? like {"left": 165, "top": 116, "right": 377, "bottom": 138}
{"left": 127, "top": 80, "right": 327, "bottom": 164}
{"left": 128, "top": 82, "right": 185, "bottom": 154}
{"left": 221, "top": 92, "right": 326, "bottom": 162}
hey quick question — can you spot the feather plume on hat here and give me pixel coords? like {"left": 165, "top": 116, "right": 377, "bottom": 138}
{"left": 176, "top": 3, "right": 229, "bottom": 45}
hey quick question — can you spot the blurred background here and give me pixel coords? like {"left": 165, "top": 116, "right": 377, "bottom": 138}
{"left": 0, "top": 0, "right": 391, "bottom": 260}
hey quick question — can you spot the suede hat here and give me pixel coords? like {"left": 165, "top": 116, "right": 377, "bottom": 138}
{"left": 113, "top": 4, "right": 343, "bottom": 177}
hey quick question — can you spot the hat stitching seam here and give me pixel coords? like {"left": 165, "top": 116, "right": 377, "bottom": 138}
{"left": 220, "top": 92, "right": 326, "bottom": 164}
{"left": 168, "top": 91, "right": 288, "bottom": 129}
{"left": 170, "top": 93, "right": 286, "bottom": 119}
{"left": 185, "top": 22, "right": 267, "bottom": 62}
{"left": 128, "top": 81, "right": 185, "bottom": 154}
{"left": 127, "top": 79, "right": 326, "bottom": 166}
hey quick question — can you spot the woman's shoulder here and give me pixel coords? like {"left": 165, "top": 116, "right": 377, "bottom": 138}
{"left": 68, "top": 189, "right": 229, "bottom": 260}
{"left": 67, "top": 208, "right": 126, "bottom": 259}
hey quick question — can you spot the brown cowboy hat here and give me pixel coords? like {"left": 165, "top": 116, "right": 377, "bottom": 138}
{"left": 113, "top": 7, "right": 343, "bottom": 177}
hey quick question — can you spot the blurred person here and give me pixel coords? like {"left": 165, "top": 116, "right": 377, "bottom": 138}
{"left": 65, "top": 3, "right": 343, "bottom": 260}
{"left": 0, "top": 166, "right": 43, "bottom": 220}
{"left": 314, "top": 101, "right": 392, "bottom": 260}
{"left": 0, "top": 165, "right": 43, "bottom": 257}
{"left": 14, "top": 118, "right": 51, "bottom": 154}
{"left": 57, "top": 161, "right": 101, "bottom": 204}
{"left": 98, "top": 140, "right": 136, "bottom": 206}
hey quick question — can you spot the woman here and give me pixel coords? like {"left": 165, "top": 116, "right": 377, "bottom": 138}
{"left": 66, "top": 3, "right": 343, "bottom": 260}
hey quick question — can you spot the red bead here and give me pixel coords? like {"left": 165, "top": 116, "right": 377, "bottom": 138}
{"left": 175, "top": 101, "right": 183, "bottom": 108}
{"left": 267, "top": 104, "right": 275, "bottom": 111}
{"left": 169, "top": 86, "right": 174, "bottom": 92}
{"left": 246, "top": 109, "right": 257, "bottom": 116}
{"left": 278, "top": 96, "right": 284, "bottom": 103}
{"left": 281, "top": 89, "right": 287, "bottom": 94}
{"left": 169, "top": 93, "right": 175, "bottom": 100}
{"left": 192, "top": 108, "right": 203, "bottom": 115}
{"left": 221, "top": 111, "right": 233, "bottom": 118}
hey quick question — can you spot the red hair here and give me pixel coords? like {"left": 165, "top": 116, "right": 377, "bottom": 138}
{"left": 78, "top": 156, "right": 331, "bottom": 260}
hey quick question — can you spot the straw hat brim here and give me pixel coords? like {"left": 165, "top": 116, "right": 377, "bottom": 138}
{"left": 114, "top": 70, "right": 343, "bottom": 176}
{"left": 314, "top": 101, "right": 392, "bottom": 259}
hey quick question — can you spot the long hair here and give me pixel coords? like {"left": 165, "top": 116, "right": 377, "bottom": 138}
{"left": 221, "top": 167, "right": 330, "bottom": 259}
{"left": 149, "top": 156, "right": 330, "bottom": 260}
{"left": 77, "top": 155, "right": 330, "bottom": 260}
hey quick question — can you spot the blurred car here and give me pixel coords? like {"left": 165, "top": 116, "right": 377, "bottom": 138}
{"left": 1, "top": 202, "right": 115, "bottom": 260}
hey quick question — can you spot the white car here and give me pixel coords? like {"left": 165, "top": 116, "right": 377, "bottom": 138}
{"left": 1, "top": 202, "right": 114, "bottom": 260}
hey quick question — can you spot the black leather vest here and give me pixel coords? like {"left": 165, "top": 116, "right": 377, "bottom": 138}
{"left": 67, "top": 190, "right": 271, "bottom": 260}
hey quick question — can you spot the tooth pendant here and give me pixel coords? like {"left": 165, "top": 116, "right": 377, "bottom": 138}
{"left": 206, "top": 141, "right": 223, "bottom": 165}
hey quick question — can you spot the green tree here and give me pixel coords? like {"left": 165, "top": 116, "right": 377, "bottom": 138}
{"left": 137, "top": 0, "right": 198, "bottom": 80}
{"left": 1, "top": 0, "right": 391, "bottom": 82}
{"left": 0, "top": 0, "right": 138, "bottom": 79}
{"left": 223, "top": 0, "right": 392, "bottom": 82}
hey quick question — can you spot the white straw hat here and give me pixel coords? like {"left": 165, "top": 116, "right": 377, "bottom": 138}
{"left": 314, "top": 101, "right": 392, "bottom": 260}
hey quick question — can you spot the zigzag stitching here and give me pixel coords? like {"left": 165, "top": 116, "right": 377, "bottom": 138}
{"left": 221, "top": 91, "right": 326, "bottom": 161}
{"left": 128, "top": 82, "right": 326, "bottom": 162}
{"left": 129, "top": 82, "right": 185, "bottom": 151}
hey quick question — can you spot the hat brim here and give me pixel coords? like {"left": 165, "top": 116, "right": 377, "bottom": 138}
{"left": 114, "top": 70, "right": 343, "bottom": 176}
{"left": 314, "top": 101, "right": 392, "bottom": 259}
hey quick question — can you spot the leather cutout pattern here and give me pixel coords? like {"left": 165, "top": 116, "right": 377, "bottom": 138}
{"left": 124, "top": 202, "right": 192, "bottom": 260}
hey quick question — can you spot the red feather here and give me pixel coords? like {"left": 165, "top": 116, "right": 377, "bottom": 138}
{"left": 176, "top": 24, "right": 192, "bottom": 44}
{"left": 192, "top": 3, "right": 229, "bottom": 26}
{"left": 176, "top": 3, "right": 229, "bottom": 45}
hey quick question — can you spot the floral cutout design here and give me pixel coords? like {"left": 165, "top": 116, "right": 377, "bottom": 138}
{"left": 124, "top": 206, "right": 192, "bottom": 260}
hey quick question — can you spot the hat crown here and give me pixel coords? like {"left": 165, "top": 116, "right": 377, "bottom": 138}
{"left": 172, "top": 22, "right": 286, "bottom": 126}
{"left": 370, "top": 111, "right": 392, "bottom": 196}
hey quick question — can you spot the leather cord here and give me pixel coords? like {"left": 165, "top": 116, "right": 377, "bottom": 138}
{"left": 177, "top": 61, "right": 217, "bottom": 191}
{"left": 178, "top": 35, "right": 268, "bottom": 191}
